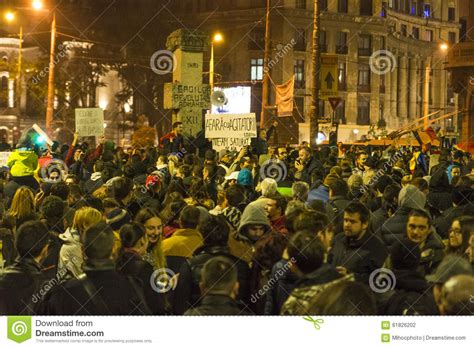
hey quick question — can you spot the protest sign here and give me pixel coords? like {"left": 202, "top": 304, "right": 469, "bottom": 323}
{"left": 75, "top": 108, "right": 105, "bottom": 136}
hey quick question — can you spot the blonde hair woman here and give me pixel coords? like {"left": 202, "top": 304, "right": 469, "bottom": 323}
{"left": 5, "top": 187, "right": 36, "bottom": 231}
{"left": 57, "top": 207, "right": 102, "bottom": 280}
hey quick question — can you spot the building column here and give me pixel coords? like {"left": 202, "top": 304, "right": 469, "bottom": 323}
{"left": 390, "top": 49, "right": 399, "bottom": 129}
{"left": 408, "top": 56, "right": 418, "bottom": 122}
{"left": 384, "top": 62, "right": 392, "bottom": 127}
{"left": 398, "top": 54, "right": 408, "bottom": 128}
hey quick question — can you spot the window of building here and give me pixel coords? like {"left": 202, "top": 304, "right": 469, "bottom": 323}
{"left": 448, "top": 7, "right": 455, "bottom": 21}
{"left": 412, "top": 27, "right": 419, "bottom": 40}
{"left": 296, "top": 0, "right": 306, "bottom": 9}
{"left": 360, "top": 0, "right": 373, "bottom": 16}
{"left": 294, "top": 97, "right": 305, "bottom": 121}
{"left": 338, "top": 62, "right": 347, "bottom": 90}
{"left": 380, "top": 74, "right": 386, "bottom": 93}
{"left": 358, "top": 64, "right": 371, "bottom": 91}
{"left": 381, "top": 2, "right": 388, "bottom": 17}
{"left": 425, "top": 29, "right": 433, "bottom": 42}
{"left": 319, "top": 30, "right": 327, "bottom": 53}
{"left": 319, "top": 0, "right": 328, "bottom": 11}
{"left": 250, "top": 58, "right": 264, "bottom": 81}
{"left": 334, "top": 100, "right": 346, "bottom": 124}
{"left": 318, "top": 99, "right": 325, "bottom": 118}
{"left": 401, "top": 24, "right": 407, "bottom": 36}
{"left": 448, "top": 32, "right": 457, "bottom": 44}
{"left": 248, "top": 27, "right": 265, "bottom": 50}
{"left": 338, "top": 0, "right": 348, "bottom": 13}
{"left": 295, "top": 29, "right": 307, "bottom": 51}
{"left": 381, "top": 36, "right": 386, "bottom": 50}
{"left": 411, "top": 1, "right": 417, "bottom": 15}
{"left": 400, "top": 0, "right": 409, "bottom": 13}
{"left": 336, "top": 32, "right": 348, "bottom": 54}
{"left": 357, "top": 99, "right": 371, "bottom": 125}
{"left": 358, "top": 34, "right": 372, "bottom": 56}
{"left": 294, "top": 59, "right": 305, "bottom": 89}
{"left": 417, "top": 1, "right": 423, "bottom": 17}
{"left": 423, "top": 4, "right": 431, "bottom": 18}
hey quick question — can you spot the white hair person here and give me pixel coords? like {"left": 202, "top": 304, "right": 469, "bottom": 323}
{"left": 261, "top": 178, "right": 278, "bottom": 197}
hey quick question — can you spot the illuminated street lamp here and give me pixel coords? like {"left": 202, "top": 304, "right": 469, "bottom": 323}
{"left": 210, "top": 32, "right": 223, "bottom": 91}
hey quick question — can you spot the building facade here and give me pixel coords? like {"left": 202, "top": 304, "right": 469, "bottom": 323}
{"left": 176, "top": 0, "right": 460, "bottom": 134}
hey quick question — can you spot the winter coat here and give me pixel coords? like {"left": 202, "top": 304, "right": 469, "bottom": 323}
{"left": 427, "top": 169, "right": 452, "bottom": 214}
{"left": 161, "top": 228, "right": 203, "bottom": 258}
{"left": 307, "top": 184, "right": 329, "bottom": 204}
{"left": 83, "top": 172, "right": 104, "bottom": 195}
{"left": 418, "top": 231, "right": 445, "bottom": 276}
{"left": 328, "top": 231, "right": 388, "bottom": 283}
{"left": 264, "top": 259, "right": 300, "bottom": 315}
{"left": 177, "top": 245, "right": 250, "bottom": 308}
{"left": 7, "top": 149, "right": 38, "bottom": 177}
{"left": 281, "top": 267, "right": 352, "bottom": 315}
{"left": 39, "top": 259, "right": 150, "bottom": 315}
{"left": 0, "top": 257, "right": 49, "bottom": 315}
{"left": 57, "top": 228, "right": 84, "bottom": 280}
{"left": 116, "top": 250, "right": 166, "bottom": 314}
{"left": 229, "top": 203, "right": 271, "bottom": 264}
{"left": 296, "top": 157, "right": 324, "bottom": 185}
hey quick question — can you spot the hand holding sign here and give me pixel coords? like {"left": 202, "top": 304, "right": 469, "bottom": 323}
{"left": 75, "top": 108, "right": 105, "bottom": 137}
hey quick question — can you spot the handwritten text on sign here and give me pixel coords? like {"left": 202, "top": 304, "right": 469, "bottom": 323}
{"left": 164, "top": 83, "right": 211, "bottom": 109}
{"left": 205, "top": 113, "right": 257, "bottom": 139}
{"left": 211, "top": 138, "right": 252, "bottom": 151}
{"left": 75, "top": 108, "right": 105, "bottom": 137}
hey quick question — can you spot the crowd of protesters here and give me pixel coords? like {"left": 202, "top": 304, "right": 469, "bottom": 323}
{"left": 0, "top": 122, "right": 473, "bottom": 316}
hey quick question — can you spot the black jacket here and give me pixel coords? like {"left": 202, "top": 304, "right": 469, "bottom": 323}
{"left": 184, "top": 294, "right": 249, "bottom": 315}
{"left": 326, "top": 195, "right": 351, "bottom": 235}
{"left": 178, "top": 245, "right": 250, "bottom": 308}
{"left": 418, "top": 231, "right": 445, "bottom": 276}
{"left": 0, "top": 258, "right": 49, "bottom": 315}
{"left": 298, "top": 156, "right": 324, "bottom": 185}
{"left": 264, "top": 259, "right": 300, "bottom": 315}
{"left": 380, "top": 206, "right": 412, "bottom": 247}
{"left": 328, "top": 231, "right": 388, "bottom": 283}
{"left": 116, "top": 251, "right": 166, "bottom": 314}
{"left": 39, "top": 259, "right": 150, "bottom": 315}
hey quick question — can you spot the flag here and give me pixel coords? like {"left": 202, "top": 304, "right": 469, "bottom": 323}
{"left": 275, "top": 76, "right": 295, "bottom": 116}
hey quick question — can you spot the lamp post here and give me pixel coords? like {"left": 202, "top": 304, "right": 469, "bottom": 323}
{"left": 210, "top": 32, "right": 223, "bottom": 92}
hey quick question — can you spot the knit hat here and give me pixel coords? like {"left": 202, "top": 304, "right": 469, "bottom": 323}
{"left": 105, "top": 208, "right": 131, "bottom": 231}
{"left": 237, "top": 168, "right": 253, "bottom": 186}
{"left": 398, "top": 184, "right": 426, "bottom": 210}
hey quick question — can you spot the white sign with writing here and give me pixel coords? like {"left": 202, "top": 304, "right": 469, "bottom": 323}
{"left": 205, "top": 113, "right": 257, "bottom": 139}
{"left": 0, "top": 152, "right": 11, "bottom": 167}
{"left": 211, "top": 138, "right": 252, "bottom": 152}
{"left": 75, "top": 108, "right": 105, "bottom": 137}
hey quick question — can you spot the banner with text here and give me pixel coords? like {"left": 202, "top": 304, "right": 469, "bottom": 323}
{"left": 205, "top": 113, "right": 257, "bottom": 151}
{"left": 75, "top": 108, "right": 105, "bottom": 137}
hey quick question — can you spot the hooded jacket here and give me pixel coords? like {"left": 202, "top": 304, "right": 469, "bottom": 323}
{"left": 57, "top": 228, "right": 84, "bottom": 280}
{"left": 229, "top": 204, "right": 271, "bottom": 264}
{"left": 381, "top": 185, "right": 427, "bottom": 247}
{"left": 161, "top": 228, "right": 204, "bottom": 258}
{"left": 427, "top": 170, "right": 452, "bottom": 214}
{"left": 7, "top": 150, "right": 38, "bottom": 177}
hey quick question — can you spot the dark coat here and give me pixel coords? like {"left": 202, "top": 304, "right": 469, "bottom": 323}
{"left": 116, "top": 250, "right": 166, "bottom": 314}
{"left": 0, "top": 258, "right": 49, "bottom": 315}
{"left": 184, "top": 294, "right": 250, "bottom": 315}
{"left": 177, "top": 245, "right": 250, "bottom": 308}
{"left": 369, "top": 206, "right": 390, "bottom": 238}
{"left": 418, "top": 231, "right": 445, "bottom": 276}
{"left": 326, "top": 195, "right": 351, "bottom": 235}
{"left": 299, "top": 157, "right": 324, "bottom": 185}
{"left": 380, "top": 206, "right": 412, "bottom": 247}
{"left": 38, "top": 260, "right": 150, "bottom": 315}
{"left": 328, "top": 231, "right": 388, "bottom": 283}
{"left": 264, "top": 259, "right": 300, "bottom": 315}
{"left": 433, "top": 205, "right": 467, "bottom": 239}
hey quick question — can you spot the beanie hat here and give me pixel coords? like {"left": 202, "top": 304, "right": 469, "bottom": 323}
{"left": 105, "top": 208, "right": 131, "bottom": 231}
{"left": 398, "top": 184, "right": 426, "bottom": 210}
{"left": 237, "top": 168, "right": 253, "bottom": 186}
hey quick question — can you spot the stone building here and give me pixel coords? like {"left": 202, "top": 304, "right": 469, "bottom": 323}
{"left": 175, "top": 0, "right": 461, "bottom": 134}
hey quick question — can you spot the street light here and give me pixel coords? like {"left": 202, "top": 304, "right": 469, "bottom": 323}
{"left": 439, "top": 43, "right": 449, "bottom": 51}
{"left": 210, "top": 32, "right": 223, "bottom": 92}
{"left": 32, "top": 0, "right": 44, "bottom": 11}
{"left": 5, "top": 11, "right": 15, "bottom": 22}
